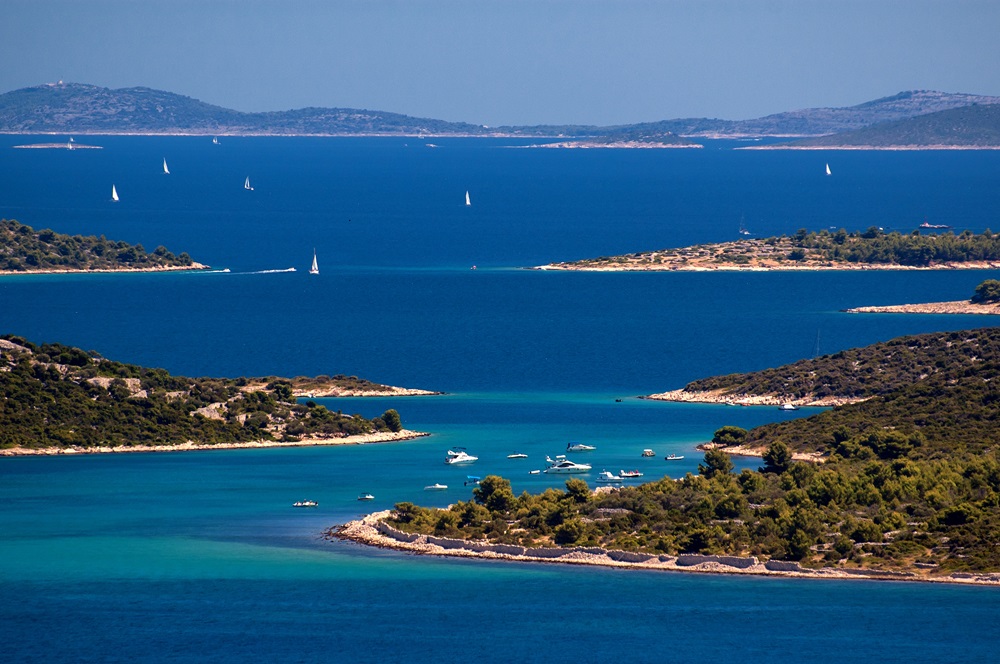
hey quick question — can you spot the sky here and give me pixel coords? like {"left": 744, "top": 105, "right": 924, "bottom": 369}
{"left": 3, "top": 0, "right": 1000, "bottom": 126}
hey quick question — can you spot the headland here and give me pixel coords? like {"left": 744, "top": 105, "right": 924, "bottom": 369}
{"left": 332, "top": 510, "right": 1000, "bottom": 586}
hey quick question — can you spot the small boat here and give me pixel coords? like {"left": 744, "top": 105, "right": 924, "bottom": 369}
{"left": 463, "top": 476, "right": 481, "bottom": 486}
{"left": 163, "top": 158, "right": 170, "bottom": 175}
{"left": 778, "top": 404, "right": 799, "bottom": 411}
{"left": 528, "top": 469, "right": 541, "bottom": 475}
{"left": 212, "top": 136, "right": 219, "bottom": 145}
{"left": 309, "top": 249, "right": 319, "bottom": 275}
{"left": 357, "top": 494, "right": 375, "bottom": 501}
{"left": 293, "top": 500, "right": 318, "bottom": 508}
{"left": 544, "top": 456, "right": 592, "bottom": 474}
{"left": 507, "top": 452, "right": 528, "bottom": 459}
{"left": 244, "top": 176, "right": 254, "bottom": 191}
{"left": 825, "top": 163, "right": 832, "bottom": 176}
{"left": 445, "top": 449, "right": 478, "bottom": 465}
{"left": 424, "top": 483, "right": 448, "bottom": 491}
{"left": 664, "top": 454, "right": 685, "bottom": 461}
{"left": 566, "top": 442, "right": 596, "bottom": 452}
{"left": 596, "top": 470, "right": 623, "bottom": 483}
{"left": 641, "top": 449, "right": 655, "bottom": 457}
{"left": 919, "top": 221, "right": 951, "bottom": 230}
{"left": 615, "top": 398, "right": 622, "bottom": 403}
{"left": 465, "top": 190, "right": 471, "bottom": 206}
{"left": 619, "top": 469, "right": 643, "bottom": 479}
{"left": 111, "top": 184, "right": 119, "bottom": 202}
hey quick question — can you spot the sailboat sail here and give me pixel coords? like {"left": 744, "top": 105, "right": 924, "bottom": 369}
{"left": 212, "top": 136, "right": 219, "bottom": 145}
{"left": 825, "top": 163, "right": 831, "bottom": 175}
{"left": 163, "top": 158, "right": 170, "bottom": 175}
{"left": 244, "top": 177, "right": 253, "bottom": 191}
{"left": 309, "top": 249, "right": 319, "bottom": 275}
{"left": 111, "top": 185, "right": 119, "bottom": 202}
{"left": 465, "top": 191, "right": 471, "bottom": 206}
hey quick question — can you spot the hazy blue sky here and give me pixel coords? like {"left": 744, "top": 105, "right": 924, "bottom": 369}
{"left": 4, "top": 0, "right": 999, "bottom": 125}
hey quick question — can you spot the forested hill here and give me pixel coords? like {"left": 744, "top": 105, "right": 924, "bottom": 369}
{"left": 0, "top": 336, "right": 406, "bottom": 450}
{"left": 0, "top": 219, "right": 200, "bottom": 272}
{"left": 785, "top": 103, "right": 1000, "bottom": 147}
{"left": 682, "top": 327, "right": 1000, "bottom": 404}
{"left": 2, "top": 82, "right": 997, "bottom": 138}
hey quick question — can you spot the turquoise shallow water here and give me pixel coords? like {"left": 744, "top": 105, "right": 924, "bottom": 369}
{"left": 1, "top": 137, "right": 1000, "bottom": 661}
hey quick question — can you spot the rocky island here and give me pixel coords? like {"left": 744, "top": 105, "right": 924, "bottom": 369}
{"left": 336, "top": 328, "right": 1000, "bottom": 584}
{"left": 0, "top": 219, "right": 206, "bottom": 274}
{"left": 536, "top": 228, "right": 1000, "bottom": 271}
{"left": 0, "top": 336, "right": 430, "bottom": 455}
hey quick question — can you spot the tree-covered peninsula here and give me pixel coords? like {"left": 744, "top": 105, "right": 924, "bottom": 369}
{"left": 652, "top": 327, "right": 1000, "bottom": 407}
{"left": 0, "top": 335, "right": 420, "bottom": 453}
{"left": 539, "top": 228, "right": 1000, "bottom": 271}
{"left": 0, "top": 219, "right": 202, "bottom": 273}
{"left": 350, "top": 328, "right": 1000, "bottom": 580}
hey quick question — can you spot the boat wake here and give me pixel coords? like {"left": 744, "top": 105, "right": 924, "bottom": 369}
{"left": 237, "top": 267, "right": 298, "bottom": 275}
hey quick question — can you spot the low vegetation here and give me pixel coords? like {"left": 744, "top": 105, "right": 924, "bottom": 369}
{"left": 0, "top": 335, "right": 403, "bottom": 449}
{"left": 684, "top": 327, "right": 1000, "bottom": 403}
{"left": 391, "top": 327, "right": 1000, "bottom": 575}
{"left": 0, "top": 219, "right": 197, "bottom": 272}
{"left": 551, "top": 228, "right": 1000, "bottom": 270}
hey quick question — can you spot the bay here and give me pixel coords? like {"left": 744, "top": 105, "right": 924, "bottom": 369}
{"left": 1, "top": 136, "right": 999, "bottom": 661}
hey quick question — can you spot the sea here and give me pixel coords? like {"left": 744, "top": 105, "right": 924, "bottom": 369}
{"left": 1, "top": 136, "right": 999, "bottom": 662}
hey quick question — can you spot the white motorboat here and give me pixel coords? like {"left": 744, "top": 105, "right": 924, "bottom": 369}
{"left": 619, "top": 469, "right": 643, "bottom": 479}
{"left": 545, "top": 457, "right": 591, "bottom": 474}
{"left": 507, "top": 452, "right": 528, "bottom": 459}
{"left": 445, "top": 449, "right": 478, "bottom": 465}
{"left": 778, "top": 404, "right": 799, "bottom": 411}
{"left": 641, "top": 449, "right": 655, "bottom": 457}
{"left": 664, "top": 454, "right": 685, "bottom": 461}
{"left": 566, "top": 442, "right": 596, "bottom": 452}
{"left": 596, "top": 470, "right": 623, "bottom": 483}
{"left": 292, "top": 500, "right": 318, "bottom": 507}
{"left": 424, "top": 483, "right": 448, "bottom": 491}
{"left": 357, "top": 494, "right": 374, "bottom": 501}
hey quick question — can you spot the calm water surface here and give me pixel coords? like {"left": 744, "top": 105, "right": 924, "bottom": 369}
{"left": 1, "top": 137, "right": 999, "bottom": 661}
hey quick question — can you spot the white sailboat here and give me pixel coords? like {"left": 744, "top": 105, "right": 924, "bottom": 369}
{"left": 825, "top": 163, "right": 832, "bottom": 176}
{"left": 244, "top": 177, "right": 253, "bottom": 191}
{"left": 163, "top": 158, "right": 170, "bottom": 175}
{"left": 111, "top": 184, "right": 119, "bottom": 202}
{"left": 465, "top": 190, "right": 471, "bottom": 206}
{"left": 212, "top": 136, "right": 219, "bottom": 145}
{"left": 309, "top": 249, "right": 319, "bottom": 275}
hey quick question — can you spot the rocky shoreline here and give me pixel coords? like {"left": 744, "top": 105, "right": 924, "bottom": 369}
{"left": 0, "top": 263, "right": 211, "bottom": 276}
{"left": 643, "top": 388, "right": 857, "bottom": 408}
{"left": 0, "top": 429, "right": 429, "bottom": 456}
{"left": 844, "top": 300, "right": 1000, "bottom": 315}
{"left": 331, "top": 510, "right": 1000, "bottom": 586}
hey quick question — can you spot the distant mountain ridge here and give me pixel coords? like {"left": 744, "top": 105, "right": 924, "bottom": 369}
{"left": 1, "top": 82, "right": 998, "bottom": 140}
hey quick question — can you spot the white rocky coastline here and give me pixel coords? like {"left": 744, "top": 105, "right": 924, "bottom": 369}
{"left": 332, "top": 511, "right": 1000, "bottom": 586}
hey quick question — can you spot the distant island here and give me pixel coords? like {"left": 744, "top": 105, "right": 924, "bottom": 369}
{"left": 335, "top": 327, "right": 1000, "bottom": 584}
{"left": 2, "top": 82, "right": 999, "bottom": 147}
{"left": 0, "top": 219, "right": 206, "bottom": 274}
{"left": 536, "top": 228, "right": 1000, "bottom": 271}
{"left": 0, "top": 336, "right": 431, "bottom": 455}
{"left": 748, "top": 103, "right": 1000, "bottom": 150}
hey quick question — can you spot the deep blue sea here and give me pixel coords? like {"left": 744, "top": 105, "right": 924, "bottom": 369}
{"left": 2, "top": 136, "right": 999, "bottom": 662}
